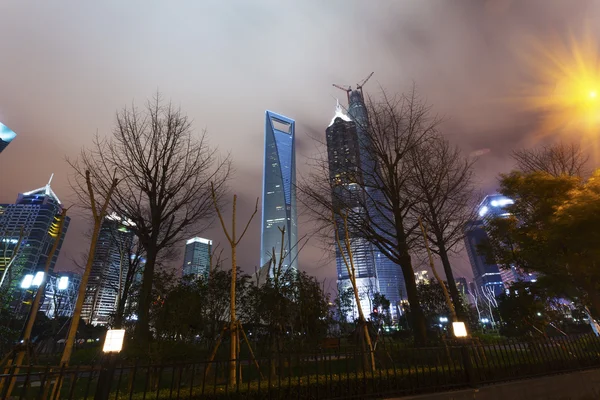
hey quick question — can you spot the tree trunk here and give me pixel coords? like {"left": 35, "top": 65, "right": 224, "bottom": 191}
{"left": 438, "top": 245, "right": 466, "bottom": 322}
{"left": 398, "top": 252, "right": 427, "bottom": 345}
{"left": 135, "top": 246, "right": 157, "bottom": 344}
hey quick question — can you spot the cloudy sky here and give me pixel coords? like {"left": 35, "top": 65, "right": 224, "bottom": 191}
{"left": 1, "top": 0, "right": 599, "bottom": 292}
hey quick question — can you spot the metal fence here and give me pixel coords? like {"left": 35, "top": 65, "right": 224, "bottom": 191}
{"left": 1, "top": 334, "right": 600, "bottom": 400}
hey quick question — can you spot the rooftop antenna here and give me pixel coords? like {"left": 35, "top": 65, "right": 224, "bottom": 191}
{"left": 332, "top": 83, "right": 352, "bottom": 104}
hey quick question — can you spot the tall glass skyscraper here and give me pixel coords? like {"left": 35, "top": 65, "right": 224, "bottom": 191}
{"left": 0, "top": 122, "right": 17, "bottom": 154}
{"left": 182, "top": 237, "right": 212, "bottom": 279}
{"left": 0, "top": 176, "right": 70, "bottom": 312}
{"left": 260, "top": 111, "right": 298, "bottom": 274}
{"left": 326, "top": 102, "right": 378, "bottom": 320}
{"left": 326, "top": 95, "right": 406, "bottom": 321}
{"left": 81, "top": 214, "right": 135, "bottom": 326}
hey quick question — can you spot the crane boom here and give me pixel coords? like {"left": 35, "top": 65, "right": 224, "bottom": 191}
{"left": 356, "top": 72, "right": 374, "bottom": 90}
{"left": 333, "top": 83, "right": 352, "bottom": 103}
{"left": 332, "top": 83, "right": 351, "bottom": 92}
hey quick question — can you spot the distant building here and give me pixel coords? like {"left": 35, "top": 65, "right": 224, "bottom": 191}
{"left": 81, "top": 214, "right": 135, "bottom": 326}
{"left": 0, "top": 122, "right": 17, "bottom": 154}
{"left": 415, "top": 271, "right": 430, "bottom": 285}
{"left": 260, "top": 111, "right": 298, "bottom": 275}
{"left": 0, "top": 176, "right": 70, "bottom": 313}
{"left": 464, "top": 194, "right": 514, "bottom": 296}
{"left": 182, "top": 237, "right": 212, "bottom": 280}
{"left": 455, "top": 277, "right": 468, "bottom": 297}
{"left": 39, "top": 271, "right": 81, "bottom": 318}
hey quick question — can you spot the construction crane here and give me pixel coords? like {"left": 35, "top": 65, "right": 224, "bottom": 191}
{"left": 356, "top": 71, "right": 374, "bottom": 92}
{"left": 332, "top": 83, "right": 352, "bottom": 103}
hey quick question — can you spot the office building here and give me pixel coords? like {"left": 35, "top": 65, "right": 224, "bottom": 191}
{"left": 327, "top": 101, "right": 378, "bottom": 320}
{"left": 0, "top": 176, "right": 70, "bottom": 312}
{"left": 81, "top": 214, "right": 135, "bottom": 326}
{"left": 39, "top": 271, "right": 81, "bottom": 318}
{"left": 0, "top": 122, "right": 16, "bottom": 154}
{"left": 455, "top": 277, "right": 468, "bottom": 297}
{"left": 182, "top": 237, "right": 212, "bottom": 279}
{"left": 260, "top": 111, "right": 298, "bottom": 275}
{"left": 464, "top": 194, "right": 515, "bottom": 296}
{"left": 326, "top": 91, "right": 406, "bottom": 321}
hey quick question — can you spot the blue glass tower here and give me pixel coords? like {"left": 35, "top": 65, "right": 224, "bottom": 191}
{"left": 260, "top": 111, "right": 298, "bottom": 274}
{"left": 0, "top": 122, "right": 17, "bottom": 154}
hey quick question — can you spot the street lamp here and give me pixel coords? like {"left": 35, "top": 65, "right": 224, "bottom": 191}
{"left": 96, "top": 329, "right": 126, "bottom": 400}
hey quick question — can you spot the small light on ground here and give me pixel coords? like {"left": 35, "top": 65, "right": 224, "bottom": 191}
{"left": 103, "top": 329, "right": 126, "bottom": 353}
{"left": 453, "top": 322, "right": 468, "bottom": 338}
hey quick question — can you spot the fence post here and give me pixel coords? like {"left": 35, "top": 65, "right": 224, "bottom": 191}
{"left": 460, "top": 343, "right": 478, "bottom": 388}
{"left": 94, "top": 354, "right": 116, "bottom": 400}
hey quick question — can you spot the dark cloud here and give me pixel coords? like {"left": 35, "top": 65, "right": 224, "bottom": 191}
{"left": 0, "top": 0, "right": 598, "bottom": 289}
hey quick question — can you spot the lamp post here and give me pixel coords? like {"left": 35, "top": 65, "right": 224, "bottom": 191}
{"left": 95, "top": 329, "right": 125, "bottom": 400}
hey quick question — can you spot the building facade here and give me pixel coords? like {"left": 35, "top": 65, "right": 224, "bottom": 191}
{"left": 326, "top": 94, "right": 406, "bottom": 321}
{"left": 81, "top": 214, "right": 135, "bottom": 326}
{"left": 39, "top": 271, "right": 81, "bottom": 318}
{"left": 0, "top": 177, "right": 70, "bottom": 313}
{"left": 182, "top": 237, "right": 212, "bottom": 280}
{"left": 464, "top": 194, "right": 516, "bottom": 296}
{"left": 260, "top": 111, "right": 298, "bottom": 275}
{"left": 0, "top": 122, "right": 17, "bottom": 154}
{"left": 326, "top": 102, "right": 379, "bottom": 320}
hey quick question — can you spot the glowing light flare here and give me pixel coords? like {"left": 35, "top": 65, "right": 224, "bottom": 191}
{"left": 516, "top": 26, "right": 600, "bottom": 143}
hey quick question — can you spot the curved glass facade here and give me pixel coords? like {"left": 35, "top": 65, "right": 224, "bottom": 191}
{"left": 260, "top": 111, "right": 298, "bottom": 274}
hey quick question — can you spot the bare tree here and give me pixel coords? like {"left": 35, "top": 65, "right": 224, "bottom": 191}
{"left": 512, "top": 142, "right": 589, "bottom": 178}
{"left": 411, "top": 136, "right": 478, "bottom": 322}
{"left": 68, "top": 94, "right": 231, "bottom": 343}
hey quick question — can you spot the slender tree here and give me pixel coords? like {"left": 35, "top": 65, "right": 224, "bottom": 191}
{"left": 211, "top": 185, "right": 258, "bottom": 386}
{"left": 69, "top": 94, "right": 231, "bottom": 344}
{"left": 411, "top": 137, "right": 478, "bottom": 321}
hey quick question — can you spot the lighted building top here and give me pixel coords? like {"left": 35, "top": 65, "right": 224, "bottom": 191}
{"left": 186, "top": 237, "right": 212, "bottom": 245}
{"left": 328, "top": 100, "right": 352, "bottom": 127}
{"left": 22, "top": 174, "right": 62, "bottom": 205}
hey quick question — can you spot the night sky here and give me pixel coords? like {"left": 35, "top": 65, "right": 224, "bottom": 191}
{"left": 1, "top": 1, "right": 598, "bottom": 294}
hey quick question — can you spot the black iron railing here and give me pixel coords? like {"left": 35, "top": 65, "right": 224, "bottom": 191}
{"left": 1, "top": 334, "right": 599, "bottom": 400}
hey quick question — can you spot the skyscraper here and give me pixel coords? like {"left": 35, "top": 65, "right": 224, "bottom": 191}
{"left": 81, "top": 214, "right": 135, "bottom": 326}
{"left": 182, "top": 237, "right": 212, "bottom": 280}
{"left": 326, "top": 87, "right": 406, "bottom": 320}
{"left": 0, "top": 122, "right": 17, "bottom": 154}
{"left": 0, "top": 176, "right": 70, "bottom": 312}
{"left": 260, "top": 111, "right": 298, "bottom": 274}
{"left": 464, "top": 194, "right": 515, "bottom": 296}
{"left": 326, "top": 102, "right": 379, "bottom": 320}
